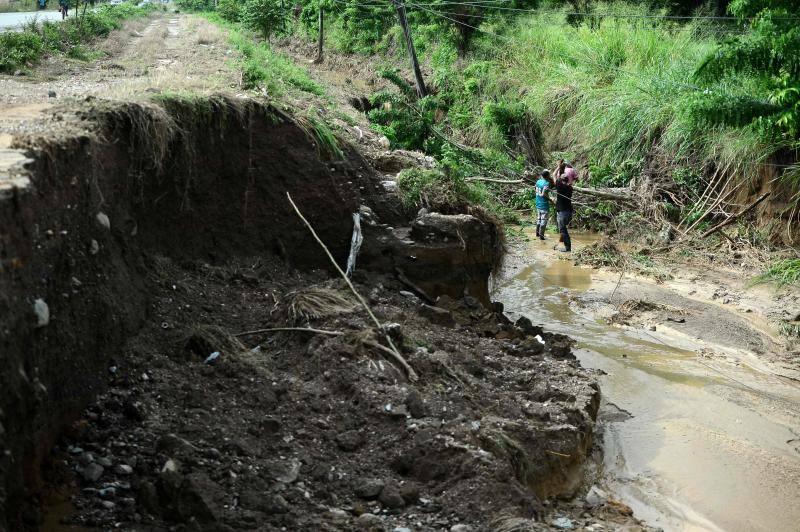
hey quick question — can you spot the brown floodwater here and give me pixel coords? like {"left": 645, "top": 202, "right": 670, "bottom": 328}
{"left": 495, "top": 230, "right": 800, "bottom": 532}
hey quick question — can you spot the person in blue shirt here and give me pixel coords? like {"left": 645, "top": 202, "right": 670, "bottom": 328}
{"left": 534, "top": 170, "right": 553, "bottom": 240}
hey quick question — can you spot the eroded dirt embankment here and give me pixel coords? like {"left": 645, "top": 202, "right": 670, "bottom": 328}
{"left": 0, "top": 96, "right": 632, "bottom": 531}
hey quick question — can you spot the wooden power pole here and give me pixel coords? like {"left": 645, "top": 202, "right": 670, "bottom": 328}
{"left": 314, "top": 6, "right": 324, "bottom": 64}
{"left": 392, "top": 0, "right": 426, "bottom": 98}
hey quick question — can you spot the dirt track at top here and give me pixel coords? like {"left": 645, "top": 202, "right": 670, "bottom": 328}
{"left": 0, "top": 12, "right": 239, "bottom": 147}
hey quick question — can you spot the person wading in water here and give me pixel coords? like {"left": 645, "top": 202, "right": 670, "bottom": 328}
{"left": 553, "top": 160, "right": 576, "bottom": 252}
{"left": 534, "top": 169, "right": 554, "bottom": 241}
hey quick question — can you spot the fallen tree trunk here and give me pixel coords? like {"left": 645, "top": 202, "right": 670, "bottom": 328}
{"left": 700, "top": 192, "right": 770, "bottom": 239}
{"left": 465, "top": 177, "right": 525, "bottom": 184}
{"left": 573, "top": 186, "right": 635, "bottom": 202}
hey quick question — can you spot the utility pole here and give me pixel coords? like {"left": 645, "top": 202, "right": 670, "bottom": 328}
{"left": 392, "top": 0, "right": 426, "bottom": 98}
{"left": 314, "top": 6, "right": 324, "bottom": 64}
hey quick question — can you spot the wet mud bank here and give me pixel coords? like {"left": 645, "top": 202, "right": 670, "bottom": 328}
{"left": 0, "top": 97, "right": 607, "bottom": 530}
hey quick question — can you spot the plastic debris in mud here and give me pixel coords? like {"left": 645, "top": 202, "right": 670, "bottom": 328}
{"left": 346, "top": 212, "right": 363, "bottom": 277}
{"left": 551, "top": 516, "right": 573, "bottom": 529}
{"left": 34, "top": 298, "right": 49, "bottom": 327}
{"left": 534, "top": 334, "right": 545, "bottom": 345}
{"left": 96, "top": 212, "right": 110, "bottom": 230}
{"left": 204, "top": 351, "right": 220, "bottom": 365}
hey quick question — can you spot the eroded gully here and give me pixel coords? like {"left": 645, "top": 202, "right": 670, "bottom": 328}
{"left": 494, "top": 230, "right": 800, "bottom": 532}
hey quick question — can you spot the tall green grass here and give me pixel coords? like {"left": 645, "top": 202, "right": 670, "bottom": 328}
{"left": 336, "top": 2, "right": 788, "bottom": 229}
{"left": 752, "top": 259, "right": 800, "bottom": 287}
{"left": 204, "top": 13, "right": 323, "bottom": 97}
{"left": 434, "top": 3, "right": 778, "bottom": 184}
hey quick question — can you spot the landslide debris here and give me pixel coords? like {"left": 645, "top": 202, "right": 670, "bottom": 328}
{"left": 44, "top": 254, "right": 624, "bottom": 531}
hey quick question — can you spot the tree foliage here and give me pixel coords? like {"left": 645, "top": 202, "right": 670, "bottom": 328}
{"left": 242, "top": 0, "right": 291, "bottom": 40}
{"left": 693, "top": 0, "right": 800, "bottom": 139}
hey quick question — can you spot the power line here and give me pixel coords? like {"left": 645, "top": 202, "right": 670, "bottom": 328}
{"left": 331, "top": 0, "right": 798, "bottom": 172}
{"left": 328, "top": 0, "right": 800, "bottom": 22}
{"left": 406, "top": 0, "right": 704, "bottom": 94}
{"left": 403, "top": 1, "right": 800, "bottom": 22}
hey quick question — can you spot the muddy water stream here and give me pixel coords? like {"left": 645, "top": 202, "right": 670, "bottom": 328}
{"left": 495, "top": 231, "right": 800, "bottom": 532}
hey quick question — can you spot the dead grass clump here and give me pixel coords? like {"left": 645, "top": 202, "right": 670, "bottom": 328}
{"left": 182, "top": 324, "right": 246, "bottom": 359}
{"left": 479, "top": 428, "right": 535, "bottom": 486}
{"left": 196, "top": 26, "right": 218, "bottom": 45}
{"left": 285, "top": 286, "right": 357, "bottom": 323}
{"left": 491, "top": 513, "right": 538, "bottom": 532}
{"left": 574, "top": 239, "right": 624, "bottom": 269}
{"left": 88, "top": 100, "right": 180, "bottom": 174}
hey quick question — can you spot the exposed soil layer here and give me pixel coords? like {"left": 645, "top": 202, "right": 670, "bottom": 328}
{"left": 0, "top": 94, "right": 644, "bottom": 531}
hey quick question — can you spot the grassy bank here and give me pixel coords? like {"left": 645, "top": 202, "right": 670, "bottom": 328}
{"left": 313, "top": 2, "right": 797, "bottom": 236}
{"left": 202, "top": 13, "right": 323, "bottom": 98}
{"left": 0, "top": 2, "right": 155, "bottom": 72}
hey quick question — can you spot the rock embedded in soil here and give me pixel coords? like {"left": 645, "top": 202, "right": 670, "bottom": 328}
{"left": 175, "top": 472, "right": 223, "bottom": 523}
{"left": 81, "top": 463, "right": 104, "bottom": 482}
{"left": 419, "top": 304, "right": 456, "bottom": 326}
{"left": 585, "top": 486, "right": 608, "bottom": 508}
{"left": 378, "top": 481, "right": 406, "bottom": 509}
{"left": 404, "top": 389, "right": 427, "bottom": 418}
{"left": 399, "top": 482, "right": 420, "bottom": 504}
{"left": 356, "top": 512, "right": 384, "bottom": 530}
{"left": 114, "top": 464, "right": 133, "bottom": 475}
{"left": 354, "top": 478, "right": 385, "bottom": 499}
{"left": 325, "top": 508, "right": 350, "bottom": 523}
{"left": 265, "top": 458, "right": 301, "bottom": 484}
{"left": 336, "top": 429, "right": 365, "bottom": 452}
{"left": 239, "top": 490, "right": 290, "bottom": 514}
{"left": 156, "top": 433, "right": 197, "bottom": 456}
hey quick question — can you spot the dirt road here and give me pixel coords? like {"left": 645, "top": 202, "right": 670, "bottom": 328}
{"left": 1, "top": 12, "right": 239, "bottom": 146}
{"left": 0, "top": 10, "right": 61, "bottom": 32}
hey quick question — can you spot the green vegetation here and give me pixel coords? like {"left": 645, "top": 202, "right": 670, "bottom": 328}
{"left": 0, "top": 0, "right": 40, "bottom": 13}
{"left": 574, "top": 239, "right": 625, "bottom": 268}
{"left": 206, "top": 14, "right": 323, "bottom": 97}
{"left": 694, "top": 0, "right": 800, "bottom": 139}
{"left": 752, "top": 258, "right": 800, "bottom": 286}
{"left": 180, "top": 0, "right": 799, "bottom": 234}
{"left": 0, "top": 3, "right": 154, "bottom": 73}
{"left": 293, "top": 0, "right": 798, "bottom": 233}
{"left": 396, "top": 168, "right": 477, "bottom": 211}
{"left": 0, "top": 31, "right": 43, "bottom": 72}
{"left": 297, "top": 110, "right": 344, "bottom": 159}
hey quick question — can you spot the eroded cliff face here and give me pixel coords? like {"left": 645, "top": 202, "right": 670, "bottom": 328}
{"left": 0, "top": 95, "right": 510, "bottom": 529}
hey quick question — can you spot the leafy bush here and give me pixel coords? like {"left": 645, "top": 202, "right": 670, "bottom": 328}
{"left": 396, "top": 168, "right": 476, "bottom": 211}
{"left": 368, "top": 69, "right": 443, "bottom": 153}
{"left": 175, "top": 0, "right": 215, "bottom": 11}
{"left": 0, "top": 31, "right": 43, "bottom": 72}
{"left": 217, "top": 0, "right": 242, "bottom": 22}
{"left": 693, "top": 0, "right": 800, "bottom": 140}
{"left": 241, "top": 0, "right": 290, "bottom": 40}
{"left": 586, "top": 160, "right": 637, "bottom": 188}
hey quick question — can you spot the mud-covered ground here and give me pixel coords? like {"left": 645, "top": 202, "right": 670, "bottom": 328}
{"left": 38, "top": 251, "right": 653, "bottom": 531}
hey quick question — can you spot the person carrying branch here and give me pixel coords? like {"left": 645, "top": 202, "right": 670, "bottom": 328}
{"left": 553, "top": 159, "right": 576, "bottom": 252}
{"left": 534, "top": 169, "right": 554, "bottom": 241}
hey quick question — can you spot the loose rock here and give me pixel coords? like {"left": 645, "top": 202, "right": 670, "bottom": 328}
{"left": 335, "top": 429, "right": 364, "bottom": 452}
{"left": 81, "top": 463, "right": 104, "bottom": 482}
{"left": 354, "top": 478, "right": 384, "bottom": 500}
{"left": 378, "top": 481, "right": 406, "bottom": 509}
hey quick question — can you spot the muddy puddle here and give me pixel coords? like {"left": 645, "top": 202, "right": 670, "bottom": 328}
{"left": 495, "top": 230, "right": 800, "bottom": 532}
